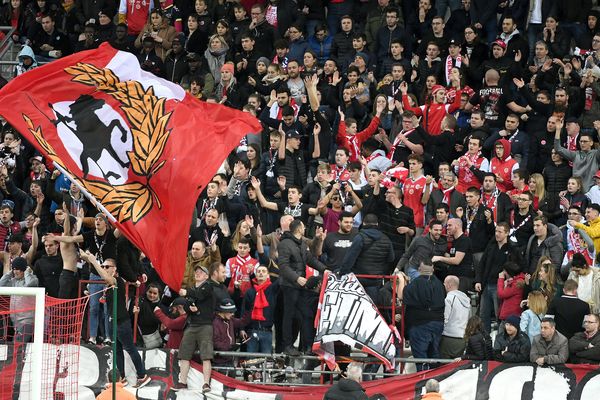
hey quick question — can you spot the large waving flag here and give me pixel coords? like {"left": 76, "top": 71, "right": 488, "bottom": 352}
{"left": 0, "top": 43, "right": 261, "bottom": 290}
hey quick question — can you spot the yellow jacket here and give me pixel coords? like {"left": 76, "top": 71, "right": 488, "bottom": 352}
{"left": 574, "top": 217, "right": 600, "bottom": 253}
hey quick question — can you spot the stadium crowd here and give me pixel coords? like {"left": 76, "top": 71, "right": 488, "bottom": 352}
{"left": 3, "top": 0, "right": 600, "bottom": 394}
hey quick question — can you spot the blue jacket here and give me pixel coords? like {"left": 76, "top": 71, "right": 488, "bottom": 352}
{"left": 308, "top": 34, "right": 333, "bottom": 66}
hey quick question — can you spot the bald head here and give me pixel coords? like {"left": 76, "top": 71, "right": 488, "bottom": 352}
{"left": 485, "top": 69, "right": 500, "bottom": 84}
{"left": 447, "top": 218, "right": 463, "bottom": 238}
{"left": 444, "top": 275, "right": 460, "bottom": 291}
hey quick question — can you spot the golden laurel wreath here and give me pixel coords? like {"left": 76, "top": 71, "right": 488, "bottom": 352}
{"left": 22, "top": 62, "right": 172, "bottom": 224}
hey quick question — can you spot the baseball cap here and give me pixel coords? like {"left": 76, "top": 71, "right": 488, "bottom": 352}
{"left": 492, "top": 39, "right": 506, "bottom": 50}
{"left": 286, "top": 130, "right": 301, "bottom": 139}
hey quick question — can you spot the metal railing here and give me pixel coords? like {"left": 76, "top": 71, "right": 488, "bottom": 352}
{"left": 208, "top": 351, "right": 455, "bottom": 385}
{"left": 0, "top": 26, "right": 16, "bottom": 80}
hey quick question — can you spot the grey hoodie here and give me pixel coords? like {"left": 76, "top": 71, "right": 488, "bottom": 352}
{"left": 443, "top": 289, "right": 471, "bottom": 338}
{"left": 14, "top": 45, "right": 38, "bottom": 77}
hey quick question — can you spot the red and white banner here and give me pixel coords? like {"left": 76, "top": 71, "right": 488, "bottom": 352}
{"left": 3, "top": 344, "right": 600, "bottom": 399}
{"left": 0, "top": 43, "right": 261, "bottom": 290}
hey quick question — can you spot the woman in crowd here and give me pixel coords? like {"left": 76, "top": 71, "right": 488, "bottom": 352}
{"left": 519, "top": 291, "right": 547, "bottom": 342}
{"left": 528, "top": 257, "right": 562, "bottom": 303}
{"left": 462, "top": 316, "right": 493, "bottom": 360}
{"left": 134, "top": 283, "right": 165, "bottom": 349}
{"left": 134, "top": 9, "right": 177, "bottom": 61}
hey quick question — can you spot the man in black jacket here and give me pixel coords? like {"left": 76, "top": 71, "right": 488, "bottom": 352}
{"left": 339, "top": 213, "right": 395, "bottom": 301}
{"left": 323, "top": 362, "right": 368, "bottom": 400}
{"left": 175, "top": 266, "right": 215, "bottom": 392}
{"left": 403, "top": 258, "right": 445, "bottom": 371}
{"left": 458, "top": 186, "right": 495, "bottom": 266}
{"left": 278, "top": 219, "right": 327, "bottom": 355}
{"left": 475, "top": 222, "right": 521, "bottom": 333}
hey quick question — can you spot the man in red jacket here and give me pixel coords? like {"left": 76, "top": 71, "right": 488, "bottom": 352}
{"left": 401, "top": 82, "right": 462, "bottom": 135}
{"left": 336, "top": 102, "right": 385, "bottom": 162}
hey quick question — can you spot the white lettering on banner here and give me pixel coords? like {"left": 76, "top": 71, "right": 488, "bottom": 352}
{"left": 314, "top": 272, "right": 397, "bottom": 369}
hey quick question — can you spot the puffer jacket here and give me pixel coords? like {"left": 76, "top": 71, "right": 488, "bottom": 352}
{"left": 339, "top": 228, "right": 395, "bottom": 279}
{"left": 323, "top": 378, "right": 368, "bottom": 400}
{"left": 525, "top": 223, "right": 564, "bottom": 272}
{"left": 494, "top": 329, "right": 531, "bottom": 362}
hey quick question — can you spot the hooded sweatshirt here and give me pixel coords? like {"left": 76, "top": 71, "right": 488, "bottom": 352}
{"left": 443, "top": 289, "right": 471, "bottom": 338}
{"left": 14, "top": 45, "right": 37, "bottom": 77}
{"left": 490, "top": 138, "right": 519, "bottom": 192}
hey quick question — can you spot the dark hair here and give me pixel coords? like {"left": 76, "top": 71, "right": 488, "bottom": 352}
{"left": 362, "top": 213, "right": 379, "bottom": 226}
{"left": 503, "top": 261, "right": 521, "bottom": 277}
{"left": 238, "top": 237, "right": 251, "bottom": 246}
{"left": 429, "top": 219, "right": 444, "bottom": 229}
{"left": 276, "top": 86, "right": 291, "bottom": 96}
{"left": 513, "top": 168, "right": 529, "bottom": 182}
{"left": 533, "top": 215, "right": 548, "bottom": 225}
{"left": 336, "top": 147, "right": 350, "bottom": 157}
{"left": 541, "top": 317, "right": 556, "bottom": 326}
{"left": 338, "top": 211, "right": 354, "bottom": 221}
{"left": 281, "top": 105, "right": 294, "bottom": 117}
{"left": 274, "top": 38, "right": 289, "bottom": 49}
{"left": 435, "top": 203, "right": 449, "bottom": 213}
{"left": 289, "top": 219, "right": 304, "bottom": 234}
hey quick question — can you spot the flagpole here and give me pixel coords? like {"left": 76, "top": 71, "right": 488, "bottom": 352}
{"left": 52, "top": 162, "right": 117, "bottom": 223}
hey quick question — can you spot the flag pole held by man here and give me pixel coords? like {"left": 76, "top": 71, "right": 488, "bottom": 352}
{"left": 0, "top": 42, "right": 262, "bottom": 291}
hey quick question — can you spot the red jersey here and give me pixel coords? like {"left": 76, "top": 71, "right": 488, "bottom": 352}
{"left": 331, "top": 164, "right": 351, "bottom": 182}
{"left": 119, "top": 0, "right": 152, "bottom": 35}
{"left": 456, "top": 153, "right": 487, "bottom": 193}
{"left": 226, "top": 255, "right": 259, "bottom": 297}
{"left": 336, "top": 116, "right": 380, "bottom": 162}
{"left": 403, "top": 175, "right": 428, "bottom": 228}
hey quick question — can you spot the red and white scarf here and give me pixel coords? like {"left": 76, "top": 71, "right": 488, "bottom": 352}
{"left": 445, "top": 55, "right": 462, "bottom": 85}
{"left": 442, "top": 186, "right": 455, "bottom": 204}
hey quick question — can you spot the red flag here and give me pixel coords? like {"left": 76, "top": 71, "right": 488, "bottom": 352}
{"left": 0, "top": 43, "right": 261, "bottom": 290}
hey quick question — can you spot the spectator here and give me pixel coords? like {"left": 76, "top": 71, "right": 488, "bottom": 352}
{"left": 153, "top": 297, "right": 187, "bottom": 349}
{"left": 432, "top": 218, "right": 474, "bottom": 292}
{"left": 524, "top": 216, "right": 563, "bottom": 273}
{"left": 554, "top": 119, "right": 600, "bottom": 192}
{"left": 462, "top": 315, "right": 494, "bottom": 360}
{"left": 530, "top": 317, "right": 569, "bottom": 365}
{"left": 422, "top": 379, "right": 443, "bottom": 400}
{"left": 528, "top": 257, "right": 562, "bottom": 304}
{"left": 440, "top": 275, "right": 470, "bottom": 359}
{"left": 493, "top": 314, "right": 531, "bottom": 362}
{"left": 79, "top": 251, "right": 151, "bottom": 388}
{"left": 547, "top": 279, "right": 591, "bottom": 339}
{"left": 0, "top": 257, "right": 38, "bottom": 342}
{"left": 30, "top": 13, "right": 71, "bottom": 61}
{"left": 568, "top": 313, "right": 600, "bottom": 364}
{"left": 133, "top": 283, "right": 164, "bottom": 349}
{"left": 497, "top": 262, "right": 526, "bottom": 325}
{"left": 397, "top": 219, "right": 447, "bottom": 280}
{"left": 175, "top": 265, "right": 214, "bottom": 393}
{"left": 242, "top": 264, "right": 280, "bottom": 353}
{"left": 567, "top": 252, "right": 600, "bottom": 314}
{"left": 118, "top": 0, "right": 153, "bottom": 37}
{"left": 278, "top": 219, "right": 327, "bottom": 356}
{"left": 323, "top": 362, "right": 368, "bottom": 400}
{"left": 14, "top": 45, "right": 37, "bottom": 77}
{"left": 520, "top": 291, "right": 548, "bottom": 343}
{"left": 569, "top": 203, "right": 600, "bottom": 251}
{"left": 212, "top": 298, "right": 249, "bottom": 372}
{"left": 403, "top": 258, "right": 445, "bottom": 371}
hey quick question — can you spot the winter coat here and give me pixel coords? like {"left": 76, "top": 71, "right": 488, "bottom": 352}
{"left": 567, "top": 267, "right": 600, "bottom": 314}
{"left": 530, "top": 331, "right": 569, "bottom": 364}
{"left": 497, "top": 273, "right": 526, "bottom": 321}
{"left": 554, "top": 140, "right": 600, "bottom": 191}
{"left": 323, "top": 378, "right": 368, "bottom": 400}
{"left": 134, "top": 23, "right": 178, "bottom": 61}
{"left": 493, "top": 330, "right": 531, "bottom": 362}
{"left": 569, "top": 330, "right": 600, "bottom": 363}
{"left": 277, "top": 232, "right": 327, "bottom": 288}
{"left": 463, "top": 330, "right": 494, "bottom": 360}
{"left": 525, "top": 223, "right": 564, "bottom": 272}
{"left": 339, "top": 228, "right": 395, "bottom": 280}
{"left": 404, "top": 274, "right": 446, "bottom": 328}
